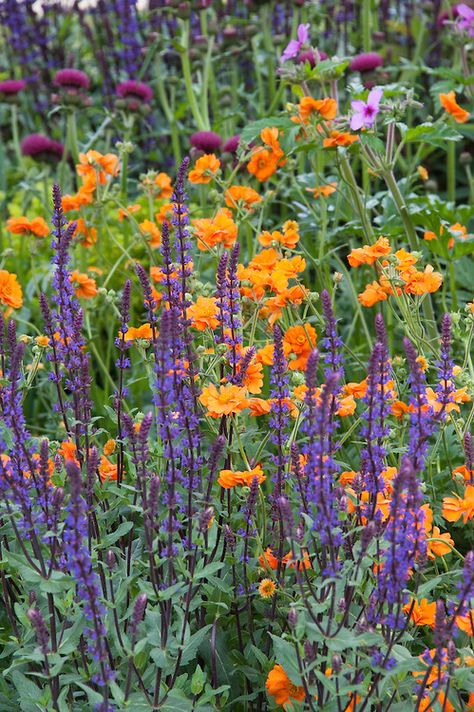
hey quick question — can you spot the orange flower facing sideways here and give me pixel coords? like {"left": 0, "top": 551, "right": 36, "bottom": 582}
{"left": 266, "top": 664, "right": 305, "bottom": 710}
{"left": 307, "top": 182, "right": 337, "bottom": 198}
{"left": 283, "top": 324, "right": 317, "bottom": 371}
{"left": 77, "top": 150, "right": 119, "bottom": 185}
{"left": 155, "top": 202, "right": 173, "bottom": 225}
{"left": 403, "top": 598, "right": 437, "bottom": 628}
{"left": 188, "top": 154, "right": 221, "bottom": 184}
{"left": 439, "top": 91, "right": 470, "bottom": 123}
{"left": 358, "top": 280, "right": 392, "bottom": 307}
{"left": 455, "top": 610, "right": 474, "bottom": 636}
{"left": 70, "top": 271, "right": 98, "bottom": 299}
{"left": 122, "top": 324, "right": 154, "bottom": 342}
{"left": 225, "top": 185, "right": 262, "bottom": 211}
{"left": 323, "top": 130, "right": 358, "bottom": 148}
{"left": 403, "top": 265, "right": 443, "bottom": 295}
{"left": 348, "top": 236, "right": 391, "bottom": 267}
{"left": 139, "top": 220, "right": 161, "bottom": 248}
{"left": 247, "top": 148, "right": 280, "bottom": 182}
{"left": 199, "top": 383, "right": 248, "bottom": 417}
{"left": 452, "top": 465, "right": 474, "bottom": 483}
{"left": 186, "top": 296, "right": 219, "bottom": 331}
{"left": 258, "top": 220, "right": 300, "bottom": 249}
{"left": 218, "top": 465, "right": 265, "bottom": 489}
{"left": 193, "top": 208, "right": 238, "bottom": 251}
{"left": 154, "top": 172, "right": 173, "bottom": 199}
{"left": 74, "top": 218, "right": 97, "bottom": 247}
{"left": 295, "top": 96, "right": 337, "bottom": 123}
{"left": 0, "top": 270, "right": 23, "bottom": 310}
{"left": 442, "top": 486, "right": 474, "bottom": 523}
{"left": 6, "top": 216, "right": 49, "bottom": 238}
{"left": 98, "top": 456, "right": 118, "bottom": 482}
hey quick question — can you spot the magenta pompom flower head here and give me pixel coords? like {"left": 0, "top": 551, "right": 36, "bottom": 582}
{"left": 350, "top": 88, "right": 383, "bottom": 130}
{"left": 0, "top": 79, "right": 26, "bottom": 103}
{"left": 21, "top": 133, "right": 64, "bottom": 162}
{"left": 116, "top": 80, "right": 153, "bottom": 114}
{"left": 280, "top": 22, "right": 310, "bottom": 63}
{"left": 190, "top": 131, "right": 222, "bottom": 154}
{"left": 52, "top": 68, "right": 91, "bottom": 108}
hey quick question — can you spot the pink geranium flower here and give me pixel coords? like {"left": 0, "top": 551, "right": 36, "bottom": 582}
{"left": 350, "top": 89, "right": 383, "bottom": 130}
{"left": 280, "top": 23, "right": 310, "bottom": 64}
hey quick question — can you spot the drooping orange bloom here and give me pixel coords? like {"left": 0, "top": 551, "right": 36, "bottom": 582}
{"left": 260, "top": 285, "right": 308, "bottom": 325}
{"left": 218, "top": 465, "right": 265, "bottom": 489}
{"left": 427, "top": 526, "right": 454, "bottom": 559}
{"left": 62, "top": 184, "right": 95, "bottom": 212}
{"left": 155, "top": 202, "right": 173, "bottom": 225}
{"left": 77, "top": 150, "right": 119, "bottom": 185}
{"left": 261, "top": 127, "right": 285, "bottom": 157}
{"left": 266, "top": 664, "right": 305, "bottom": 710}
{"left": 337, "top": 394, "right": 357, "bottom": 416}
{"left": 98, "top": 456, "right": 118, "bottom": 482}
{"left": 247, "top": 397, "right": 272, "bottom": 416}
{"left": 256, "top": 344, "right": 274, "bottom": 365}
{"left": 239, "top": 359, "right": 264, "bottom": 395}
{"left": 258, "top": 220, "right": 300, "bottom": 249}
{"left": 348, "top": 237, "right": 391, "bottom": 267}
{"left": 70, "top": 271, "right": 98, "bottom": 299}
{"left": 188, "top": 154, "right": 221, "bottom": 184}
{"left": 455, "top": 610, "right": 474, "bottom": 636}
{"left": 187, "top": 296, "right": 219, "bottom": 331}
{"left": 224, "top": 185, "right": 262, "bottom": 211}
{"left": 259, "top": 548, "right": 279, "bottom": 570}
{"left": 425, "top": 385, "right": 470, "bottom": 414}
{"left": 307, "top": 182, "right": 337, "bottom": 198}
{"left": 358, "top": 280, "right": 390, "bottom": 307}
{"left": 154, "top": 172, "right": 173, "bottom": 199}
{"left": 452, "top": 465, "right": 474, "bottom": 483}
{"left": 139, "top": 220, "right": 161, "bottom": 248}
{"left": 282, "top": 550, "right": 312, "bottom": 570}
{"left": 123, "top": 324, "right": 154, "bottom": 341}
{"left": 74, "top": 218, "right": 97, "bottom": 247}
{"left": 344, "top": 379, "right": 368, "bottom": 398}
{"left": 323, "top": 130, "right": 359, "bottom": 148}
{"left": 419, "top": 692, "right": 454, "bottom": 712}
{"left": 193, "top": 208, "right": 238, "bottom": 251}
{"left": 58, "top": 440, "right": 79, "bottom": 465}
{"left": 403, "top": 598, "right": 437, "bottom": 628}
{"left": 247, "top": 148, "right": 280, "bottom": 182}
{"left": 0, "top": 270, "right": 23, "bottom": 309}
{"left": 442, "top": 486, "right": 474, "bottom": 523}
{"left": 118, "top": 204, "right": 141, "bottom": 221}
{"left": 439, "top": 91, "right": 470, "bottom": 123}
{"left": 6, "top": 216, "right": 49, "bottom": 238}
{"left": 296, "top": 96, "right": 337, "bottom": 123}
{"left": 199, "top": 383, "right": 248, "bottom": 417}
{"left": 283, "top": 324, "right": 317, "bottom": 371}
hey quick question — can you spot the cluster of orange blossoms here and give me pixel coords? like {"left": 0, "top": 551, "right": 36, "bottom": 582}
{"left": 247, "top": 127, "right": 286, "bottom": 182}
{"left": 423, "top": 222, "right": 470, "bottom": 250}
{"left": 6, "top": 215, "right": 49, "bottom": 238}
{"left": 348, "top": 237, "right": 443, "bottom": 307}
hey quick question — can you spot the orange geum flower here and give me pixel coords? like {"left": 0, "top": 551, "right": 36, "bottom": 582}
{"left": 452, "top": 465, "right": 474, "bottom": 483}
{"left": 77, "top": 150, "right": 119, "bottom": 184}
{"left": 188, "top": 153, "right": 220, "bottom": 184}
{"left": 186, "top": 296, "right": 219, "bottom": 331}
{"left": 455, "top": 610, "right": 474, "bottom": 636}
{"left": 423, "top": 227, "right": 442, "bottom": 242}
{"left": 403, "top": 265, "right": 443, "bottom": 295}
{"left": 260, "top": 127, "right": 285, "bottom": 158}
{"left": 239, "top": 359, "right": 264, "bottom": 395}
{"left": 403, "top": 598, "right": 437, "bottom": 628}
{"left": 199, "top": 383, "right": 248, "bottom": 417}
{"left": 427, "top": 526, "right": 454, "bottom": 559}
{"left": 103, "top": 439, "right": 116, "bottom": 456}
{"left": 247, "top": 147, "right": 280, "bottom": 182}
{"left": 98, "top": 456, "right": 118, "bottom": 482}
{"left": 139, "top": 220, "right": 161, "bottom": 248}
{"left": 344, "top": 379, "right": 368, "bottom": 398}
{"left": 247, "top": 397, "right": 272, "bottom": 416}
{"left": 439, "top": 91, "right": 470, "bottom": 123}
{"left": 118, "top": 204, "right": 141, "bottom": 221}
{"left": 58, "top": 440, "right": 79, "bottom": 465}
{"left": 0, "top": 270, "right": 23, "bottom": 310}
{"left": 442, "top": 486, "right": 474, "bottom": 523}
{"left": 259, "top": 548, "right": 279, "bottom": 570}
{"left": 123, "top": 324, "right": 154, "bottom": 342}
{"left": 323, "top": 130, "right": 359, "bottom": 148}
{"left": 224, "top": 185, "right": 262, "bottom": 211}
{"left": 154, "top": 172, "right": 173, "bottom": 199}
{"left": 419, "top": 692, "right": 454, "bottom": 712}
{"left": 70, "top": 271, "right": 98, "bottom": 299}
{"left": 266, "top": 664, "right": 305, "bottom": 709}
{"left": 337, "top": 394, "right": 357, "bottom": 417}
{"left": 307, "top": 182, "right": 337, "bottom": 198}
{"left": 348, "top": 236, "right": 391, "bottom": 267}
{"left": 417, "top": 165, "right": 429, "bottom": 181}
{"left": 218, "top": 466, "right": 265, "bottom": 489}
{"left": 358, "top": 280, "right": 390, "bottom": 307}
{"left": 193, "top": 208, "right": 238, "bottom": 251}
{"left": 155, "top": 202, "right": 173, "bottom": 225}
{"left": 74, "top": 218, "right": 97, "bottom": 248}
{"left": 6, "top": 216, "right": 49, "bottom": 238}
{"left": 256, "top": 344, "right": 274, "bottom": 365}
{"left": 296, "top": 96, "right": 337, "bottom": 123}
{"left": 61, "top": 184, "right": 95, "bottom": 212}
{"left": 258, "top": 220, "right": 300, "bottom": 249}
{"left": 283, "top": 323, "right": 317, "bottom": 371}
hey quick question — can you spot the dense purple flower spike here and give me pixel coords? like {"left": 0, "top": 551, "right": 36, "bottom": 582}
{"left": 320, "top": 289, "right": 344, "bottom": 377}
{"left": 269, "top": 325, "right": 290, "bottom": 498}
{"left": 435, "top": 313, "right": 455, "bottom": 414}
{"left": 403, "top": 337, "right": 435, "bottom": 472}
{"left": 28, "top": 608, "right": 50, "bottom": 654}
{"left": 376, "top": 457, "right": 426, "bottom": 624}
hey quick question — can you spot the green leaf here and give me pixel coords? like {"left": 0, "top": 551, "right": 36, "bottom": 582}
{"left": 191, "top": 664, "right": 206, "bottom": 695}
{"left": 103, "top": 521, "right": 134, "bottom": 546}
{"left": 404, "top": 122, "right": 462, "bottom": 147}
{"left": 181, "top": 625, "right": 212, "bottom": 666}
{"left": 269, "top": 634, "right": 301, "bottom": 686}
{"left": 239, "top": 117, "right": 296, "bottom": 148}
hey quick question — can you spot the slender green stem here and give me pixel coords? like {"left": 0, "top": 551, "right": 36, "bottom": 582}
{"left": 447, "top": 141, "right": 456, "bottom": 204}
